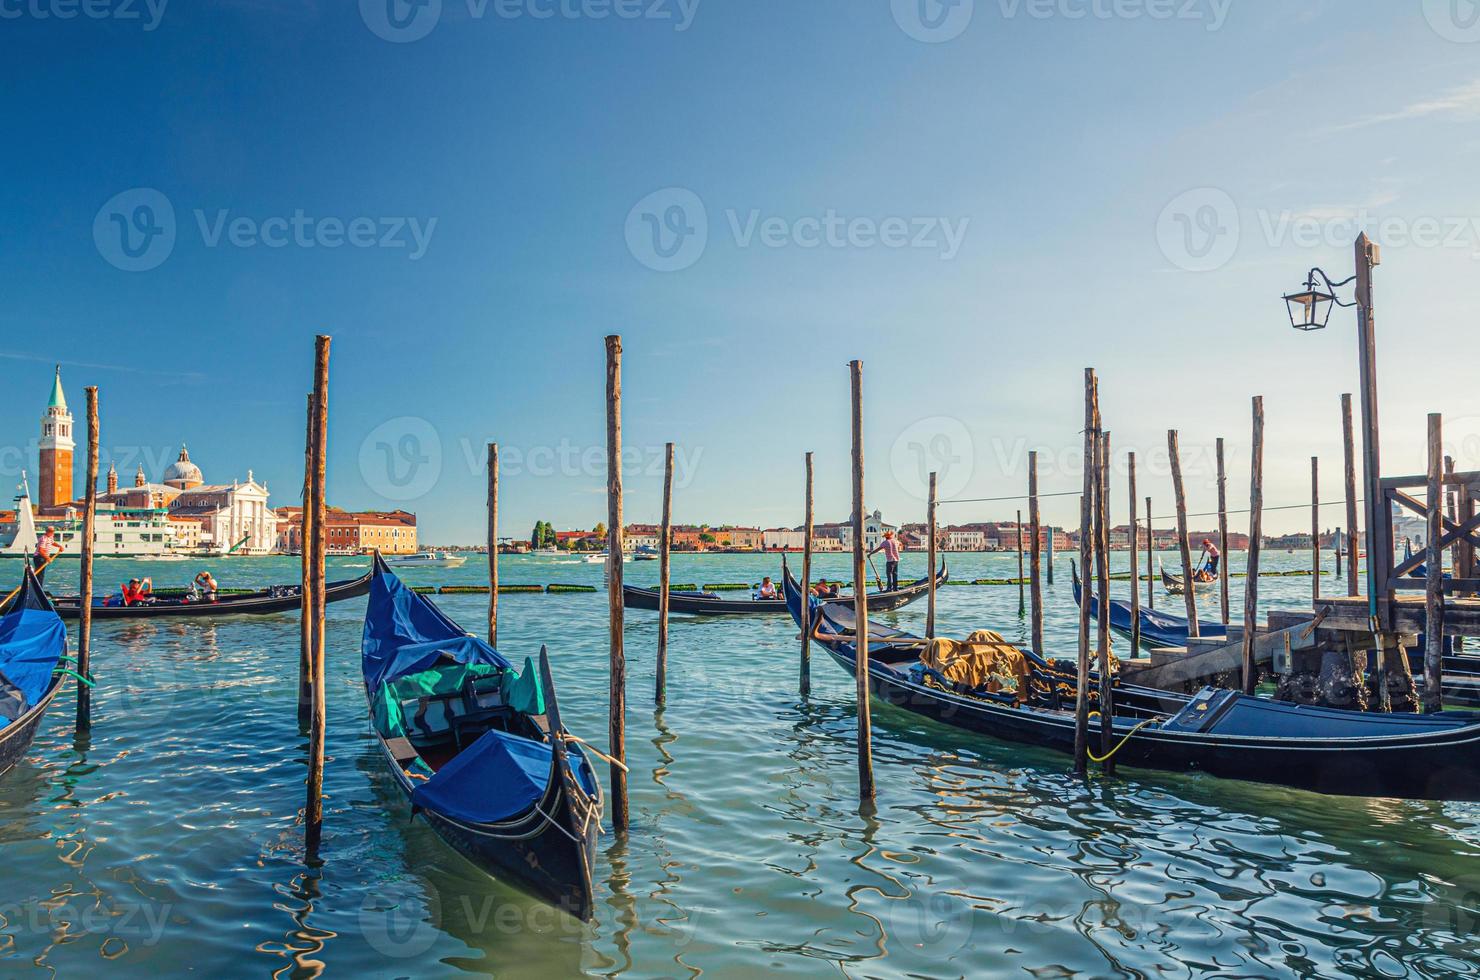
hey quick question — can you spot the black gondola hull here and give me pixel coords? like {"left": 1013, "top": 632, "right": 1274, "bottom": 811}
{"left": 0, "top": 680, "right": 63, "bottom": 776}
{"left": 623, "top": 563, "right": 947, "bottom": 616}
{"left": 373, "top": 736, "right": 600, "bottom": 921}
{"left": 41, "top": 571, "right": 372, "bottom": 620}
{"left": 824, "top": 644, "right": 1480, "bottom": 801}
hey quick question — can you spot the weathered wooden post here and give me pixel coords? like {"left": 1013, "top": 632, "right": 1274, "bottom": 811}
{"left": 656, "top": 442, "right": 674, "bottom": 705}
{"left": 1424, "top": 414, "right": 1445, "bottom": 713}
{"left": 1242, "top": 396, "right": 1265, "bottom": 696}
{"left": 1167, "top": 430, "right": 1199, "bottom": 636}
{"left": 487, "top": 443, "right": 498, "bottom": 646}
{"left": 76, "top": 387, "right": 99, "bottom": 731}
{"left": 1145, "top": 496, "right": 1154, "bottom": 610}
{"left": 1335, "top": 527, "right": 1343, "bottom": 578}
{"left": 927, "top": 471, "right": 938, "bottom": 639}
{"left": 1046, "top": 520, "right": 1055, "bottom": 585}
{"left": 1096, "top": 428, "right": 1114, "bottom": 774}
{"left": 1074, "top": 368, "right": 1096, "bottom": 776}
{"left": 1311, "top": 456, "right": 1320, "bottom": 604}
{"left": 299, "top": 393, "right": 315, "bottom": 732}
{"left": 800, "top": 452, "right": 814, "bottom": 695}
{"left": 848, "top": 360, "right": 876, "bottom": 802}
{"left": 605, "top": 335, "right": 629, "bottom": 831}
{"left": 1028, "top": 451, "right": 1043, "bottom": 654}
{"left": 1342, "top": 393, "right": 1360, "bottom": 597}
{"left": 1216, "top": 438, "right": 1230, "bottom": 626}
{"left": 305, "top": 335, "right": 330, "bottom": 856}
{"left": 1127, "top": 451, "right": 1140, "bottom": 656}
{"left": 1016, "top": 508, "right": 1025, "bottom": 617}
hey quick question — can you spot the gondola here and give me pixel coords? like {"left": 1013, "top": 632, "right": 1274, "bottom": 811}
{"left": 1071, "top": 560, "right": 1224, "bottom": 650}
{"left": 623, "top": 560, "right": 946, "bottom": 616}
{"left": 0, "top": 565, "right": 70, "bottom": 778}
{"left": 1159, "top": 559, "right": 1217, "bottom": 596}
{"left": 28, "top": 567, "right": 373, "bottom": 620}
{"left": 782, "top": 566, "right": 1480, "bottom": 801}
{"left": 360, "top": 554, "right": 602, "bottom": 921}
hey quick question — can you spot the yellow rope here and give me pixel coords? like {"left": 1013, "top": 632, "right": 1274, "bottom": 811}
{"left": 1086, "top": 717, "right": 1159, "bottom": 764}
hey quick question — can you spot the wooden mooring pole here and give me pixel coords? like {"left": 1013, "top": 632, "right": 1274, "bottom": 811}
{"left": 1424, "top": 414, "right": 1445, "bottom": 713}
{"left": 927, "top": 472, "right": 938, "bottom": 639}
{"left": 76, "top": 387, "right": 99, "bottom": 732}
{"left": 1168, "top": 430, "right": 1199, "bottom": 637}
{"left": 1242, "top": 395, "right": 1265, "bottom": 696}
{"left": 605, "top": 335, "right": 629, "bottom": 831}
{"left": 1311, "top": 456, "right": 1320, "bottom": 604}
{"left": 487, "top": 443, "right": 499, "bottom": 646}
{"left": 1073, "top": 368, "right": 1096, "bottom": 776}
{"left": 1096, "top": 428, "right": 1114, "bottom": 774}
{"left": 1145, "top": 496, "right": 1154, "bottom": 610}
{"left": 1028, "top": 451, "right": 1043, "bottom": 654}
{"left": 800, "top": 452, "right": 814, "bottom": 695}
{"left": 298, "top": 393, "right": 315, "bottom": 732}
{"left": 1016, "top": 508, "right": 1025, "bottom": 617}
{"left": 305, "top": 335, "right": 330, "bottom": 856}
{"left": 1342, "top": 393, "right": 1360, "bottom": 597}
{"left": 1217, "top": 437, "right": 1230, "bottom": 626}
{"left": 1127, "top": 451, "right": 1140, "bottom": 656}
{"left": 656, "top": 442, "right": 674, "bottom": 705}
{"left": 848, "top": 360, "right": 876, "bottom": 802}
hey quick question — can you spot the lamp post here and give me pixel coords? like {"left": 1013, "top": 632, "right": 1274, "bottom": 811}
{"left": 1284, "top": 233, "right": 1388, "bottom": 706}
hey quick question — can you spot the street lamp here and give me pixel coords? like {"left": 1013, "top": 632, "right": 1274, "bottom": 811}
{"left": 1283, "top": 268, "right": 1354, "bottom": 331}
{"left": 1282, "top": 233, "right": 1388, "bottom": 706}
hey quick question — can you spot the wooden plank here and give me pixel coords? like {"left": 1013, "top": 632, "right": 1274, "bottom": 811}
{"left": 1243, "top": 395, "right": 1265, "bottom": 694}
{"left": 305, "top": 335, "right": 330, "bottom": 856}
{"left": 1132, "top": 614, "right": 1322, "bottom": 692}
{"left": 1355, "top": 234, "right": 1389, "bottom": 625}
{"left": 1168, "top": 429, "right": 1200, "bottom": 635}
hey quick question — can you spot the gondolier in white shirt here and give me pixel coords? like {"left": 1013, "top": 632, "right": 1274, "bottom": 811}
{"left": 871, "top": 530, "right": 902, "bottom": 592}
{"left": 32, "top": 526, "right": 61, "bottom": 585}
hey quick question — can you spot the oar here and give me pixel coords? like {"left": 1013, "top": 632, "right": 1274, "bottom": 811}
{"left": 867, "top": 555, "right": 883, "bottom": 591}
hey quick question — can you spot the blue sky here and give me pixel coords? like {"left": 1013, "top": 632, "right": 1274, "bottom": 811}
{"left": 4, "top": 0, "right": 1480, "bottom": 543}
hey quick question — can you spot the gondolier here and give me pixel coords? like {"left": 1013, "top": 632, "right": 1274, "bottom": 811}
{"left": 1197, "top": 538, "right": 1221, "bottom": 583}
{"left": 31, "top": 526, "right": 61, "bottom": 585}
{"left": 871, "top": 530, "right": 902, "bottom": 592}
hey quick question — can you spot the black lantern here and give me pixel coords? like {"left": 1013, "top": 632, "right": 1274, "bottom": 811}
{"left": 1283, "top": 269, "right": 1355, "bottom": 332}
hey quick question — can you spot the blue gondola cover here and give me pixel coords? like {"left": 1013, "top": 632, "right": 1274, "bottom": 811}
{"left": 0, "top": 583, "right": 67, "bottom": 727}
{"left": 362, "top": 561, "right": 510, "bottom": 692}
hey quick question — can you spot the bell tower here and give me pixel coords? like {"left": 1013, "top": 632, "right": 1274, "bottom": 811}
{"left": 38, "top": 365, "right": 75, "bottom": 509}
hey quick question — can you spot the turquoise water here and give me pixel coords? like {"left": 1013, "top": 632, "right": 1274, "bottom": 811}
{"left": 2, "top": 551, "right": 1478, "bottom": 978}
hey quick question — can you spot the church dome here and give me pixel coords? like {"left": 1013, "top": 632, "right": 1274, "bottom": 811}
{"left": 163, "top": 445, "right": 204, "bottom": 488}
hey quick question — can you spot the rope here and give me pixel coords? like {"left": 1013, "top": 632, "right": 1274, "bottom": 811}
{"left": 1, "top": 553, "right": 56, "bottom": 609}
{"left": 532, "top": 801, "right": 584, "bottom": 845}
{"left": 1086, "top": 717, "right": 1160, "bottom": 764}
{"left": 560, "top": 733, "right": 630, "bottom": 773}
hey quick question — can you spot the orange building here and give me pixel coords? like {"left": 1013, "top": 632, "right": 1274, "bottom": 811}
{"left": 38, "top": 367, "right": 74, "bottom": 510}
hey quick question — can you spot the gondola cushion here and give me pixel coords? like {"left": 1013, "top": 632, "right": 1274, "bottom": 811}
{"left": 373, "top": 662, "right": 544, "bottom": 740}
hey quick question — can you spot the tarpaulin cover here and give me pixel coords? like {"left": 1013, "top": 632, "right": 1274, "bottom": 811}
{"left": 0, "top": 575, "right": 66, "bottom": 728}
{"left": 411, "top": 726, "right": 555, "bottom": 824}
{"left": 1073, "top": 567, "right": 1225, "bottom": 648}
{"left": 362, "top": 560, "right": 510, "bottom": 693}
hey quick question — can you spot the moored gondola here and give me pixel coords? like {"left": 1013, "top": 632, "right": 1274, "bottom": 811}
{"left": 623, "top": 560, "right": 946, "bottom": 616}
{"left": 0, "top": 565, "right": 70, "bottom": 778}
{"left": 1071, "top": 560, "right": 1225, "bottom": 650}
{"left": 1159, "top": 559, "right": 1217, "bottom": 596}
{"left": 26, "top": 567, "right": 373, "bottom": 620}
{"left": 783, "top": 566, "right": 1480, "bottom": 801}
{"left": 361, "top": 554, "right": 602, "bottom": 921}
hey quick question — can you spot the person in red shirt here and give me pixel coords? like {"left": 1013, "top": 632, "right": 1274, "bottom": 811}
{"left": 121, "top": 577, "right": 154, "bottom": 606}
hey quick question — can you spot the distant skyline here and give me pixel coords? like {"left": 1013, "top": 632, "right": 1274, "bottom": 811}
{"left": 5, "top": 3, "right": 1480, "bottom": 542}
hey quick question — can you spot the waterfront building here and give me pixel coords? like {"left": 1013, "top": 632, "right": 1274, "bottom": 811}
{"left": 37, "top": 366, "right": 75, "bottom": 510}
{"left": 275, "top": 507, "right": 418, "bottom": 555}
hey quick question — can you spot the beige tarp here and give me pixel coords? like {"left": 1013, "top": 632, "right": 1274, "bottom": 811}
{"left": 920, "top": 630, "right": 1035, "bottom": 698}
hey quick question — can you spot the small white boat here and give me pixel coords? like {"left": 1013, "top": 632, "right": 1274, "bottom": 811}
{"left": 581, "top": 553, "right": 632, "bottom": 564}
{"left": 382, "top": 551, "right": 467, "bottom": 569}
